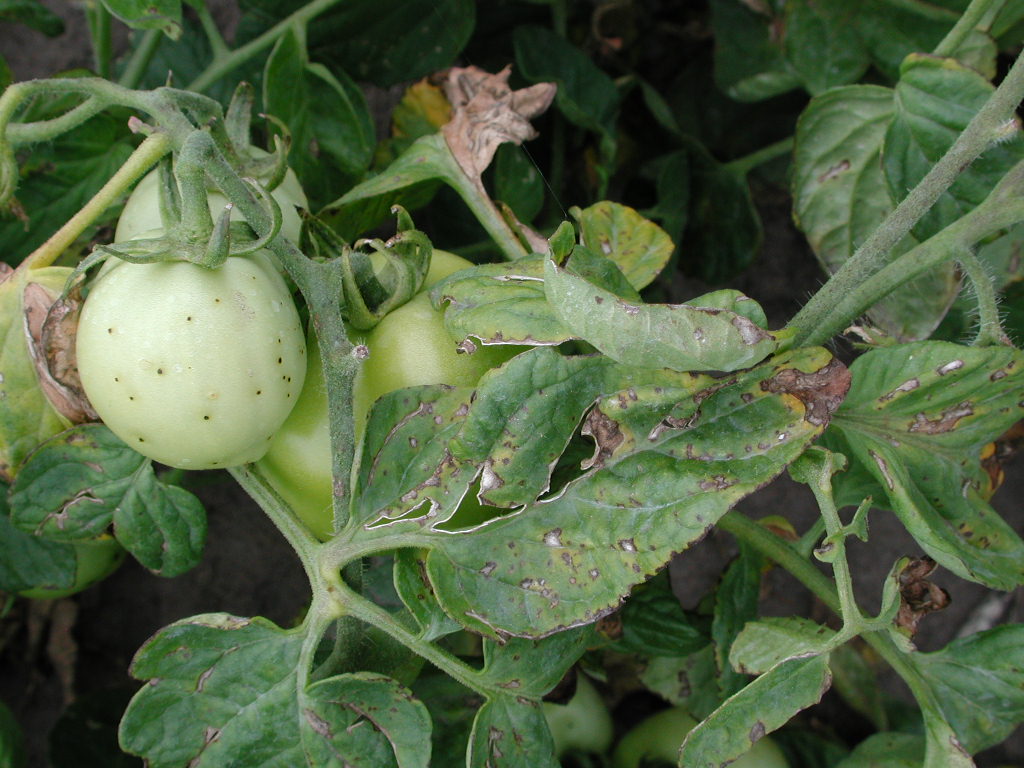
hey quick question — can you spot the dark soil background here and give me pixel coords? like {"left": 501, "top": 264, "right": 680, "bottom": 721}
{"left": 2, "top": 3, "right": 1023, "bottom": 766}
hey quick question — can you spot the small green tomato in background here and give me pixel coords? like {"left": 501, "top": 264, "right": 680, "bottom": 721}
{"left": 115, "top": 147, "right": 308, "bottom": 244}
{"left": 256, "top": 250, "right": 522, "bottom": 540}
{"left": 542, "top": 674, "right": 614, "bottom": 760}
{"left": 17, "top": 535, "right": 126, "bottom": 600}
{"left": 612, "top": 706, "right": 789, "bottom": 768}
{"left": 76, "top": 247, "right": 306, "bottom": 470}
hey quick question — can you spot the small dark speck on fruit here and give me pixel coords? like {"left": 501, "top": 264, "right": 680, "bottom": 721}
{"left": 203, "top": 415, "right": 210, "bottom": 421}
{"left": 157, "top": 368, "right": 163, "bottom": 374}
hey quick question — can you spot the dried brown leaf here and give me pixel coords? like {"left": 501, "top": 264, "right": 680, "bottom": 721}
{"left": 896, "top": 556, "right": 951, "bottom": 637}
{"left": 23, "top": 281, "right": 98, "bottom": 423}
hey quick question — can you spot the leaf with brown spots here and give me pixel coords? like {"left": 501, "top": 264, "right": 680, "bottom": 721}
{"left": 824, "top": 341, "right": 1024, "bottom": 589}
{"left": 678, "top": 654, "right": 832, "bottom": 766}
{"left": 467, "top": 695, "right": 558, "bottom": 768}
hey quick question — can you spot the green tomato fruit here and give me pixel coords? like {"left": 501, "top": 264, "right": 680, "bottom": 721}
{"left": 256, "top": 250, "right": 522, "bottom": 540}
{"left": 542, "top": 675, "right": 614, "bottom": 758}
{"left": 115, "top": 148, "right": 307, "bottom": 244}
{"left": 76, "top": 248, "right": 306, "bottom": 469}
{"left": 18, "top": 535, "right": 126, "bottom": 600}
{"left": 611, "top": 707, "right": 789, "bottom": 768}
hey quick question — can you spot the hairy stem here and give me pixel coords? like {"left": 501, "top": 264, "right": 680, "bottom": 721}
{"left": 332, "top": 578, "right": 497, "bottom": 697}
{"left": 87, "top": 1, "right": 113, "bottom": 80}
{"left": 719, "top": 510, "right": 959, "bottom": 766}
{"left": 789, "top": 46, "right": 1024, "bottom": 346}
{"left": 959, "top": 249, "right": 1008, "bottom": 346}
{"left": 24, "top": 132, "right": 172, "bottom": 270}
{"left": 934, "top": 0, "right": 1000, "bottom": 57}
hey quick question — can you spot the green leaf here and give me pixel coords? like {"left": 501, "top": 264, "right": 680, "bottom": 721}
{"left": 782, "top": 0, "right": 870, "bottom": 95}
{"left": 791, "top": 84, "right": 957, "bottom": 340}
{"left": 0, "top": 108, "right": 134, "bottom": 267}
{"left": 709, "top": 0, "right": 801, "bottom": 101}
{"left": 833, "top": 732, "right": 924, "bottom": 767}
{"left": 638, "top": 647, "right": 723, "bottom": 720}
{"left": 468, "top": 696, "right": 558, "bottom": 768}
{"left": 0, "top": 500, "right": 75, "bottom": 592}
{"left": 513, "top": 24, "right": 619, "bottom": 153}
{"left": 302, "top": 673, "right": 433, "bottom": 768}
{"left": 393, "top": 550, "right": 461, "bottom": 642}
{"left": 263, "top": 29, "right": 374, "bottom": 208}
{"left": 572, "top": 201, "right": 673, "bottom": 291}
{"left": 241, "top": 0, "right": 474, "bottom": 87}
{"left": 613, "top": 573, "right": 708, "bottom": 657}
{"left": 712, "top": 544, "right": 764, "bottom": 697}
{"left": 493, "top": 145, "right": 543, "bottom": 225}
{"left": 100, "top": 0, "right": 180, "bottom": 38}
{"left": 0, "top": 0, "right": 63, "bottom": 35}
{"left": 411, "top": 674, "right": 480, "bottom": 766}
{"left": 121, "top": 615, "right": 308, "bottom": 765}
{"left": 544, "top": 258, "right": 778, "bottom": 373}
{"left": 422, "top": 347, "right": 844, "bottom": 639}
{"left": 356, "top": 385, "right": 476, "bottom": 525}
{"left": 0, "top": 266, "right": 71, "bottom": 480}
{"left": 430, "top": 256, "right": 571, "bottom": 346}
{"left": 481, "top": 627, "right": 592, "bottom": 697}
{"left": 678, "top": 654, "right": 832, "bottom": 765}
{"left": 675, "top": 140, "right": 764, "bottom": 284}
{"left": 916, "top": 625, "right": 1024, "bottom": 753}
{"left": 852, "top": 0, "right": 991, "bottom": 81}
{"left": 121, "top": 614, "right": 429, "bottom": 766}
{"left": 729, "top": 617, "right": 835, "bottom": 677}
{"left": 825, "top": 342, "right": 1024, "bottom": 589}
{"left": 10, "top": 424, "right": 206, "bottom": 576}
{"left": 884, "top": 54, "right": 1024, "bottom": 242}
{"left": 828, "top": 643, "right": 888, "bottom": 731}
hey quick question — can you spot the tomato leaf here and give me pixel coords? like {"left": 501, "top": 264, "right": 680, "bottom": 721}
{"left": 713, "top": 544, "right": 766, "bottom": 697}
{"left": 100, "top": 0, "right": 180, "bottom": 37}
{"left": 0, "top": 0, "right": 63, "bottom": 35}
{"left": 355, "top": 385, "right": 476, "bottom": 526}
{"left": 678, "top": 655, "right": 832, "bottom": 766}
{"left": 481, "top": 628, "right": 592, "bottom": 697}
{"left": 833, "top": 733, "right": 924, "bottom": 768}
{"left": 392, "top": 549, "right": 462, "bottom": 642}
{"left": 611, "top": 572, "right": 709, "bottom": 657}
{"left": 824, "top": 342, "right": 1024, "bottom": 589}
{"left": 492, "top": 145, "right": 544, "bottom": 225}
{"left": 263, "top": 28, "right": 374, "bottom": 209}
{"left": 9, "top": 424, "right": 207, "bottom": 576}
{"left": 0, "top": 483, "right": 75, "bottom": 592}
{"left": 544, "top": 258, "right": 779, "bottom": 373}
{"left": 430, "top": 256, "right": 571, "bottom": 347}
{"left": 884, "top": 54, "right": 1024, "bottom": 242}
{"left": 639, "top": 647, "right": 723, "bottom": 720}
{"left": 782, "top": 0, "right": 869, "bottom": 95}
{"left": 240, "top": 0, "right": 474, "bottom": 87}
{"left": 421, "top": 348, "right": 847, "bottom": 639}
{"left": 729, "top": 617, "right": 836, "bottom": 677}
{"left": 791, "top": 84, "right": 958, "bottom": 340}
{"left": 852, "top": 0, "right": 993, "bottom": 81}
{"left": 0, "top": 265, "right": 71, "bottom": 481}
{"left": 467, "top": 696, "right": 558, "bottom": 768}
{"left": 302, "top": 673, "right": 433, "bottom": 768}
{"left": 572, "top": 201, "right": 673, "bottom": 291}
{"left": 0, "top": 698, "right": 25, "bottom": 768}
{"left": 915, "top": 625, "right": 1024, "bottom": 754}
{"left": 708, "top": 0, "right": 800, "bottom": 102}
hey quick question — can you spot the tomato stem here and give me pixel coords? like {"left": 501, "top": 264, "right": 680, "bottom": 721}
{"left": 23, "top": 132, "right": 172, "bottom": 270}
{"left": 958, "top": 248, "right": 1009, "bottom": 347}
{"left": 788, "top": 45, "right": 1024, "bottom": 346}
{"left": 933, "top": 0, "right": 1001, "bottom": 58}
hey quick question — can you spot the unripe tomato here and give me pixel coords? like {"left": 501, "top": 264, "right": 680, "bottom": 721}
{"left": 17, "top": 535, "right": 125, "bottom": 599}
{"left": 256, "top": 250, "right": 522, "bottom": 539}
{"left": 611, "top": 707, "right": 789, "bottom": 768}
{"left": 542, "top": 674, "right": 614, "bottom": 758}
{"left": 76, "top": 248, "right": 306, "bottom": 469}
{"left": 115, "top": 149, "right": 307, "bottom": 244}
